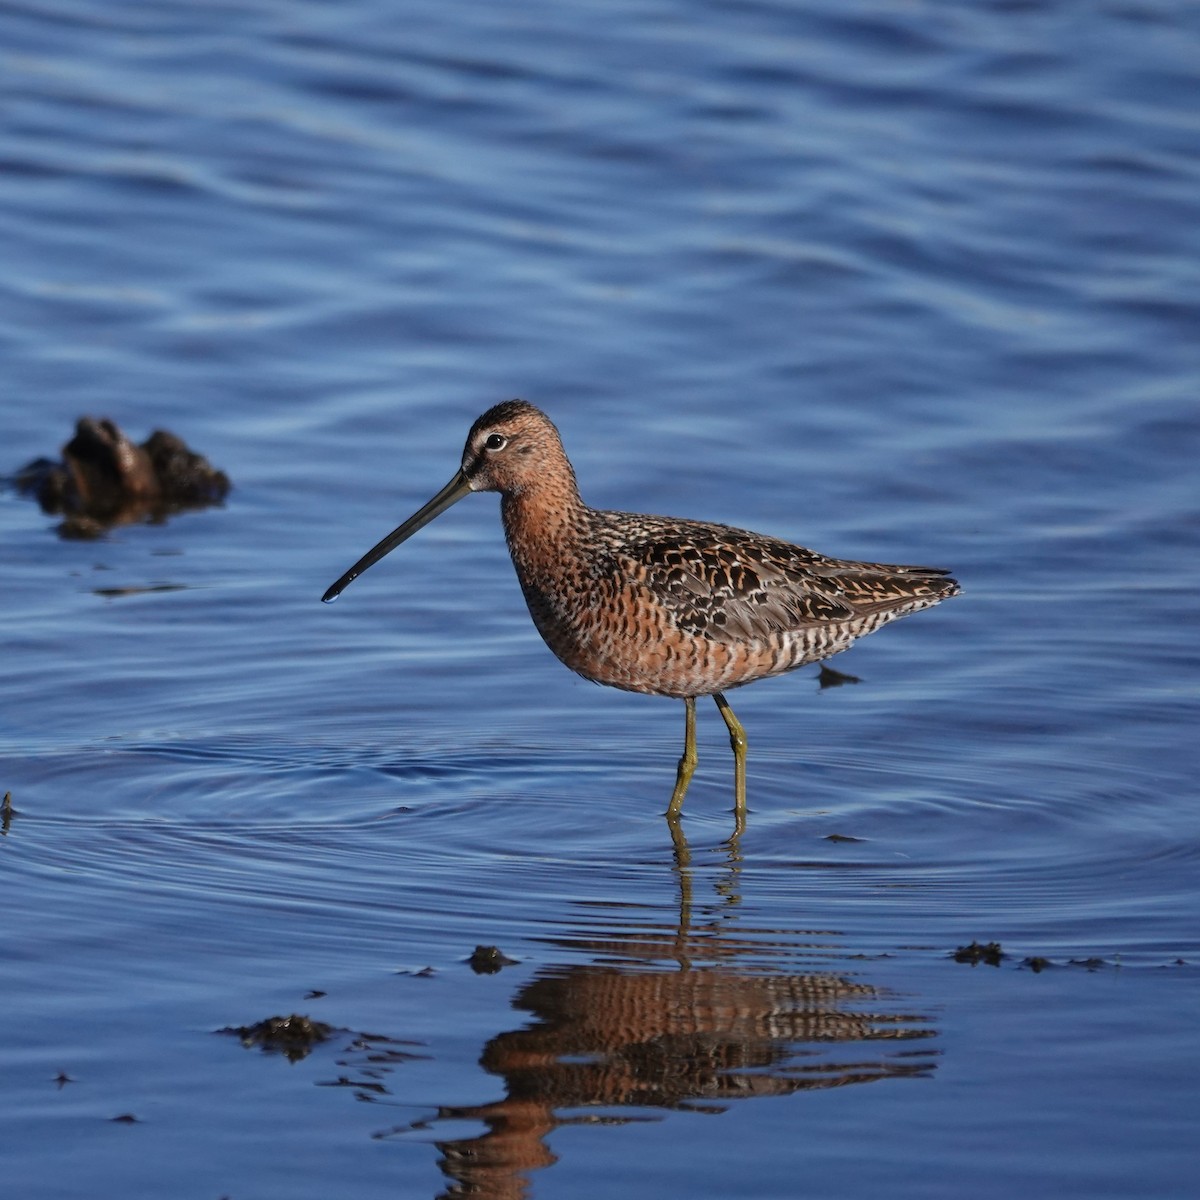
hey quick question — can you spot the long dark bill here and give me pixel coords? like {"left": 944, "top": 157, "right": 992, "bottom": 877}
{"left": 322, "top": 470, "right": 472, "bottom": 603}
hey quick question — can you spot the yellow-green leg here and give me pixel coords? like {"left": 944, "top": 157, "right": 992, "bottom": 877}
{"left": 667, "top": 696, "right": 697, "bottom": 820}
{"left": 712, "top": 691, "right": 747, "bottom": 824}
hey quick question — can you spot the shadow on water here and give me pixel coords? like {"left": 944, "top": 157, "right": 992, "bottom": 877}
{"left": 304, "top": 829, "right": 938, "bottom": 1199}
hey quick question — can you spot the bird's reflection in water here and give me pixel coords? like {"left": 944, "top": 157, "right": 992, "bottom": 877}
{"left": 366, "top": 826, "right": 940, "bottom": 1199}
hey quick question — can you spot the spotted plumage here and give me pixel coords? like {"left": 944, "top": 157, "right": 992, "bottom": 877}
{"left": 324, "top": 400, "right": 959, "bottom": 827}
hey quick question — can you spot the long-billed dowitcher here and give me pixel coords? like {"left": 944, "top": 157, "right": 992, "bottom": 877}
{"left": 323, "top": 401, "right": 959, "bottom": 825}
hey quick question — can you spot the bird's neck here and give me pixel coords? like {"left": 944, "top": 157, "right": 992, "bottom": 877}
{"left": 501, "top": 474, "right": 587, "bottom": 582}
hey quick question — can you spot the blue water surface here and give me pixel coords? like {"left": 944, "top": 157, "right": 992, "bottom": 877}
{"left": 2, "top": 1, "right": 1198, "bottom": 1198}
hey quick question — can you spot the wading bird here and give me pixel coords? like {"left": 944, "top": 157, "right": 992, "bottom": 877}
{"left": 324, "top": 401, "right": 959, "bottom": 829}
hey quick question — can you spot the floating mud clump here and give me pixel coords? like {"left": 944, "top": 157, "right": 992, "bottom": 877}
{"left": 952, "top": 940, "right": 1006, "bottom": 967}
{"left": 14, "top": 417, "right": 230, "bottom": 538}
{"left": 222, "top": 1014, "right": 336, "bottom": 1062}
{"left": 467, "top": 944, "right": 519, "bottom": 974}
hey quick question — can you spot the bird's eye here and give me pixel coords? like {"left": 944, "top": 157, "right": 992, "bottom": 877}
{"left": 484, "top": 433, "right": 508, "bottom": 452}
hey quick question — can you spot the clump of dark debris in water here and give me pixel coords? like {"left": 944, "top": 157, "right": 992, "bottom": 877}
{"left": 13, "top": 417, "right": 230, "bottom": 538}
{"left": 817, "top": 662, "right": 861, "bottom": 689}
{"left": 467, "top": 944, "right": 519, "bottom": 974}
{"left": 222, "top": 1014, "right": 336, "bottom": 1062}
{"left": 952, "top": 940, "right": 1006, "bottom": 967}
